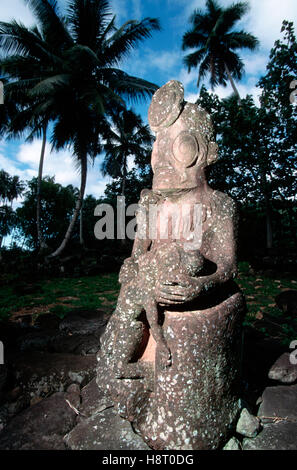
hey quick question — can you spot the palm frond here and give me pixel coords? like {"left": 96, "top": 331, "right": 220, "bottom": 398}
{"left": 182, "top": 30, "right": 207, "bottom": 51}
{"left": 224, "top": 31, "right": 259, "bottom": 51}
{"left": 67, "top": 0, "right": 111, "bottom": 49}
{"left": 102, "top": 17, "right": 161, "bottom": 66}
{"left": 23, "top": 0, "right": 73, "bottom": 48}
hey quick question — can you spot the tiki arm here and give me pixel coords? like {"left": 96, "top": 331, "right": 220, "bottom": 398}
{"left": 155, "top": 198, "right": 238, "bottom": 305}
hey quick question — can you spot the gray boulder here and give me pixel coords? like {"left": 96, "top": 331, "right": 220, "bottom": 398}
{"left": 243, "top": 421, "right": 297, "bottom": 450}
{"left": 0, "top": 388, "right": 80, "bottom": 450}
{"left": 12, "top": 351, "right": 97, "bottom": 399}
{"left": 258, "top": 384, "right": 297, "bottom": 422}
{"left": 64, "top": 407, "right": 150, "bottom": 450}
{"left": 223, "top": 437, "right": 241, "bottom": 450}
{"left": 236, "top": 408, "right": 261, "bottom": 438}
{"left": 268, "top": 352, "right": 297, "bottom": 384}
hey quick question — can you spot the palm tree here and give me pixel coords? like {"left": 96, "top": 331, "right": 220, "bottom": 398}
{"left": 0, "top": 169, "right": 24, "bottom": 257}
{"left": 101, "top": 107, "right": 153, "bottom": 196}
{"left": 182, "top": 0, "right": 259, "bottom": 104}
{"left": 0, "top": 0, "right": 161, "bottom": 257}
{"left": 0, "top": 8, "right": 71, "bottom": 251}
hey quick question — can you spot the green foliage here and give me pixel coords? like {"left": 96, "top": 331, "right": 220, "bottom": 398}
{"left": 104, "top": 167, "right": 153, "bottom": 207}
{"left": 197, "top": 22, "right": 297, "bottom": 250}
{"left": 101, "top": 106, "right": 153, "bottom": 195}
{"left": 237, "top": 262, "right": 297, "bottom": 346}
{"left": 0, "top": 0, "right": 161, "bottom": 256}
{"left": 16, "top": 176, "right": 77, "bottom": 250}
{"left": 0, "top": 272, "right": 120, "bottom": 321}
{"left": 0, "top": 169, "right": 24, "bottom": 242}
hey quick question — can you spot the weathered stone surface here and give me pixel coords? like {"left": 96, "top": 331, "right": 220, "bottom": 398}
{"left": 0, "top": 365, "right": 8, "bottom": 401}
{"left": 223, "top": 437, "right": 241, "bottom": 450}
{"left": 79, "top": 378, "right": 113, "bottom": 418}
{"left": 49, "top": 333, "right": 101, "bottom": 355}
{"left": 16, "top": 329, "right": 57, "bottom": 352}
{"left": 258, "top": 385, "right": 297, "bottom": 422}
{"left": 97, "top": 80, "right": 245, "bottom": 450}
{"left": 242, "top": 422, "right": 297, "bottom": 450}
{"left": 236, "top": 408, "right": 261, "bottom": 438}
{"left": 12, "top": 351, "right": 97, "bottom": 398}
{"left": 64, "top": 407, "right": 150, "bottom": 450}
{"left": 59, "top": 309, "right": 109, "bottom": 336}
{"left": 0, "top": 390, "right": 78, "bottom": 450}
{"left": 268, "top": 352, "right": 297, "bottom": 384}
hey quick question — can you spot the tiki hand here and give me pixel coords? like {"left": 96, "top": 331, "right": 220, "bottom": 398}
{"left": 155, "top": 272, "right": 201, "bottom": 305}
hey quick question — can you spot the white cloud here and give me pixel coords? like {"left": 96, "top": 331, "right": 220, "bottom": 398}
{"left": 0, "top": 139, "right": 109, "bottom": 199}
{"left": 111, "top": 0, "right": 143, "bottom": 24}
{"left": 183, "top": 0, "right": 297, "bottom": 53}
{"left": 247, "top": 0, "right": 297, "bottom": 51}
{"left": 242, "top": 52, "right": 269, "bottom": 76}
{"left": 0, "top": 0, "right": 35, "bottom": 26}
{"left": 211, "top": 78, "right": 261, "bottom": 107}
{"left": 184, "top": 92, "right": 199, "bottom": 103}
{"left": 149, "top": 49, "right": 181, "bottom": 72}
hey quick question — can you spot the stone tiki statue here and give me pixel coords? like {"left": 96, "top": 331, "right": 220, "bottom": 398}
{"left": 97, "top": 80, "right": 245, "bottom": 450}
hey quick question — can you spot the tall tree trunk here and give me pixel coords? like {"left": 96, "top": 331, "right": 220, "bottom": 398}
{"left": 265, "top": 195, "right": 273, "bottom": 250}
{"left": 79, "top": 203, "right": 84, "bottom": 247}
{"left": 36, "top": 122, "right": 48, "bottom": 252}
{"left": 120, "top": 155, "right": 127, "bottom": 245}
{"left": 260, "top": 169, "right": 273, "bottom": 250}
{"left": 48, "top": 156, "right": 87, "bottom": 258}
{"left": 224, "top": 63, "right": 242, "bottom": 105}
{"left": 121, "top": 154, "right": 127, "bottom": 196}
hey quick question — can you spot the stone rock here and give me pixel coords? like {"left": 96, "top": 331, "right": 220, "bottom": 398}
{"left": 59, "top": 309, "right": 109, "bottom": 336}
{"left": 0, "top": 395, "right": 28, "bottom": 432}
{"left": 0, "top": 390, "right": 78, "bottom": 450}
{"left": 268, "top": 352, "right": 297, "bottom": 384}
{"left": 223, "top": 437, "right": 241, "bottom": 450}
{"left": 79, "top": 378, "right": 113, "bottom": 418}
{"left": 64, "top": 407, "right": 150, "bottom": 450}
{"left": 236, "top": 408, "right": 261, "bottom": 438}
{"left": 242, "top": 422, "right": 297, "bottom": 450}
{"left": 49, "top": 332, "right": 101, "bottom": 355}
{"left": 97, "top": 80, "right": 246, "bottom": 450}
{"left": 0, "top": 366, "right": 8, "bottom": 402}
{"left": 16, "top": 329, "right": 102, "bottom": 356}
{"left": 12, "top": 351, "right": 97, "bottom": 399}
{"left": 258, "top": 385, "right": 297, "bottom": 422}
{"left": 16, "top": 329, "right": 57, "bottom": 352}
{"left": 66, "top": 383, "right": 81, "bottom": 396}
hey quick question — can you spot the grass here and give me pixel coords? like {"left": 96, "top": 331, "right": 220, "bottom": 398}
{"left": 0, "top": 273, "right": 120, "bottom": 322}
{"left": 237, "top": 261, "right": 297, "bottom": 346}
{"left": 0, "top": 262, "right": 296, "bottom": 346}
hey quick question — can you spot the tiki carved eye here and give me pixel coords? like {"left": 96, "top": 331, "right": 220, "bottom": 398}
{"left": 172, "top": 132, "right": 199, "bottom": 167}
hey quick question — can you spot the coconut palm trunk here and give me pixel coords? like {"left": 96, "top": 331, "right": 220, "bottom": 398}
{"left": 224, "top": 63, "right": 242, "bottom": 105}
{"left": 121, "top": 154, "right": 127, "bottom": 196}
{"left": 36, "top": 121, "right": 48, "bottom": 251}
{"left": 48, "top": 155, "right": 87, "bottom": 258}
{"left": 79, "top": 204, "right": 84, "bottom": 247}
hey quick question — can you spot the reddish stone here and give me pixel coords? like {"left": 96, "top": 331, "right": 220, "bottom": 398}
{"left": 96, "top": 80, "right": 245, "bottom": 450}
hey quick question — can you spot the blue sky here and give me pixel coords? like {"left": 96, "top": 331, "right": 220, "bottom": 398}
{"left": 0, "top": 0, "right": 297, "bottom": 204}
